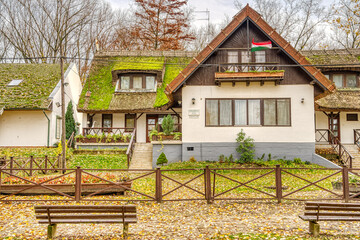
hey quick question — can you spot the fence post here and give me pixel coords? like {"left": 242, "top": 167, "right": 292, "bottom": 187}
{"left": 204, "top": 166, "right": 212, "bottom": 204}
{"left": 75, "top": 166, "right": 82, "bottom": 202}
{"left": 57, "top": 154, "right": 61, "bottom": 169}
{"left": 155, "top": 168, "right": 162, "bottom": 203}
{"left": 343, "top": 166, "right": 349, "bottom": 203}
{"left": 44, "top": 155, "right": 48, "bottom": 175}
{"left": 275, "top": 165, "right": 282, "bottom": 204}
{"left": 29, "top": 156, "right": 34, "bottom": 177}
{"left": 10, "top": 157, "right": 13, "bottom": 175}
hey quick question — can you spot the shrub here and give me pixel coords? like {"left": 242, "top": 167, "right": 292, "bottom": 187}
{"left": 189, "top": 156, "right": 197, "bottom": 162}
{"left": 293, "top": 158, "right": 302, "bottom": 164}
{"left": 65, "top": 101, "right": 76, "bottom": 140}
{"left": 156, "top": 152, "right": 168, "bottom": 166}
{"left": 162, "top": 115, "right": 174, "bottom": 135}
{"left": 218, "top": 154, "right": 225, "bottom": 163}
{"left": 236, "top": 130, "right": 255, "bottom": 163}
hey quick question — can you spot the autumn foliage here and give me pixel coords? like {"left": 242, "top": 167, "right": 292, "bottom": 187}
{"left": 132, "top": 0, "right": 194, "bottom": 50}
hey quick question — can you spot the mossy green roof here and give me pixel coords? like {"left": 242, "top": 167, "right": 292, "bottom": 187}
{"left": 301, "top": 49, "right": 360, "bottom": 66}
{"left": 0, "top": 64, "right": 64, "bottom": 109}
{"left": 78, "top": 55, "right": 192, "bottom": 111}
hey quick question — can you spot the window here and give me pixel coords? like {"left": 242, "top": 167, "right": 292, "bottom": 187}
{"left": 228, "top": 51, "right": 238, "bottom": 72}
{"left": 120, "top": 76, "right": 130, "bottom": 90}
{"left": 125, "top": 114, "right": 136, "bottom": 131}
{"left": 346, "top": 74, "right": 357, "bottom": 88}
{"left": 146, "top": 76, "right": 156, "bottom": 90}
{"left": 206, "top": 98, "right": 291, "bottom": 127}
{"left": 255, "top": 51, "right": 266, "bottom": 71}
{"left": 55, "top": 116, "right": 61, "bottom": 139}
{"left": 326, "top": 73, "right": 359, "bottom": 88}
{"left": 347, "top": 114, "right": 358, "bottom": 121}
{"left": 7, "top": 79, "right": 23, "bottom": 87}
{"left": 133, "top": 76, "right": 142, "bottom": 89}
{"left": 102, "top": 114, "right": 112, "bottom": 128}
{"left": 241, "top": 52, "right": 250, "bottom": 72}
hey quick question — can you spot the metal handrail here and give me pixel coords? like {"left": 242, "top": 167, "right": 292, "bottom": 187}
{"left": 316, "top": 129, "right": 353, "bottom": 168}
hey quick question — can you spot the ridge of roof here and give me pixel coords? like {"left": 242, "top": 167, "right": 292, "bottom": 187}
{"left": 166, "top": 4, "right": 335, "bottom": 94}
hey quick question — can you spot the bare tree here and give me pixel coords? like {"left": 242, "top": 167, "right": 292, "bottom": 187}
{"left": 330, "top": 0, "right": 360, "bottom": 48}
{"left": 234, "top": 0, "right": 330, "bottom": 50}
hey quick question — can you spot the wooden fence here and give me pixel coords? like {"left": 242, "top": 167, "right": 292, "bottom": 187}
{"left": 0, "top": 155, "right": 61, "bottom": 176}
{"left": 0, "top": 165, "right": 359, "bottom": 203}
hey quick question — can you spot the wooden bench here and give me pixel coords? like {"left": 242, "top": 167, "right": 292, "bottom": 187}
{"left": 299, "top": 202, "right": 360, "bottom": 237}
{"left": 34, "top": 205, "right": 137, "bottom": 239}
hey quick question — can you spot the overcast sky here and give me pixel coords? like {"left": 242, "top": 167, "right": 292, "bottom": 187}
{"left": 107, "top": 0, "right": 251, "bottom": 26}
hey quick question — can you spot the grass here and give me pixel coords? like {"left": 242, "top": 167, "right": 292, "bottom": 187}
{"left": 0, "top": 147, "right": 59, "bottom": 158}
{"left": 67, "top": 154, "right": 128, "bottom": 169}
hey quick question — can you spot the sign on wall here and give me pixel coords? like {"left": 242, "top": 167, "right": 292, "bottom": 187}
{"left": 188, "top": 109, "right": 200, "bottom": 119}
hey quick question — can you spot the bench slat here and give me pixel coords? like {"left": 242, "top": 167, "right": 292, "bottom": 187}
{"left": 35, "top": 209, "right": 136, "bottom": 214}
{"left": 305, "top": 202, "right": 360, "bottom": 207}
{"left": 304, "top": 212, "right": 360, "bottom": 217}
{"left": 35, "top": 214, "right": 137, "bottom": 220}
{"left": 34, "top": 205, "right": 136, "bottom": 210}
{"left": 305, "top": 206, "right": 360, "bottom": 212}
{"left": 299, "top": 215, "right": 360, "bottom": 221}
{"left": 37, "top": 218, "right": 137, "bottom": 224}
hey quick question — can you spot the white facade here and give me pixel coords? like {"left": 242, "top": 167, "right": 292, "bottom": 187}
{"left": 182, "top": 83, "right": 315, "bottom": 143}
{"left": 0, "top": 63, "right": 83, "bottom": 147}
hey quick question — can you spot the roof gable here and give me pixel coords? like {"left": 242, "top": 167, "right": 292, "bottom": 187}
{"left": 166, "top": 4, "right": 335, "bottom": 96}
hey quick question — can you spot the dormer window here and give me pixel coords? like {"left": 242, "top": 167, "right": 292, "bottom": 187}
{"left": 116, "top": 74, "right": 157, "bottom": 92}
{"left": 324, "top": 73, "right": 359, "bottom": 88}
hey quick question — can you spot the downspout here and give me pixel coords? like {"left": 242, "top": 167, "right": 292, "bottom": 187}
{"left": 43, "top": 110, "right": 50, "bottom": 148}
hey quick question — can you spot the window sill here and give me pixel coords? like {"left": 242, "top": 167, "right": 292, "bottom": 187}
{"left": 115, "top": 89, "right": 156, "bottom": 93}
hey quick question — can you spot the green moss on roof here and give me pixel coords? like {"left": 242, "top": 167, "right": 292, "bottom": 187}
{"left": 0, "top": 64, "right": 65, "bottom": 109}
{"left": 79, "top": 56, "right": 192, "bottom": 111}
{"left": 113, "top": 56, "right": 164, "bottom": 71}
{"left": 154, "top": 57, "right": 192, "bottom": 107}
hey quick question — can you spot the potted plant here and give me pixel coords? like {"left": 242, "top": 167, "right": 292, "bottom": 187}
{"left": 332, "top": 175, "right": 360, "bottom": 192}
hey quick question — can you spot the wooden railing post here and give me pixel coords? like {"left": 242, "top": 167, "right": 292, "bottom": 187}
{"left": 44, "top": 155, "right": 48, "bottom": 175}
{"left": 204, "top": 166, "right": 212, "bottom": 204}
{"left": 57, "top": 154, "right": 61, "bottom": 169}
{"left": 30, "top": 156, "right": 34, "bottom": 177}
{"left": 275, "top": 165, "right": 282, "bottom": 203}
{"left": 155, "top": 168, "right": 162, "bottom": 203}
{"left": 343, "top": 166, "right": 350, "bottom": 202}
{"left": 75, "top": 166, "right": 82, "bottom": 202}
{"left": 10, "top": 157, "right": 13, "bottom": 175}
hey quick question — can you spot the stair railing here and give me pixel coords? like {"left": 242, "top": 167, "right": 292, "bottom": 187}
{"left": 126, "top": 128, "right": 136, "bottom": 168}
{"left": 316, "top": 129, "right": 354, "bottom": 168}
{"left": 354, "top": 129, "right": 360, "bottom": 149}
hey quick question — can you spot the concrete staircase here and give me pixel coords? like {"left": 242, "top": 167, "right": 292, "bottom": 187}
{"left": 129, "top": 143, "right": 153, "bottom": 170}
{"left": 343, "top": 144, "right": 360, "bottom": 169}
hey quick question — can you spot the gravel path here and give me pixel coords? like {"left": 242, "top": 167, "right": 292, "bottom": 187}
{"left": 1, "top": 200, "right": 360, "bottom": 239}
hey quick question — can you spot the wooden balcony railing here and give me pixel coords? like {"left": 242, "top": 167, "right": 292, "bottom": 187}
{"left": 354, "top": 129, "right": 360, "bottom": 149}
{"left": 217, "top": 62, "right": 279, "bottom": 73}
{"left": 316, "top": 129, "right": 353, "bottom": 168}
{"left": 82, "top": 127, "right": 134, "bottom": 136}
{"left": 126, "top": 129, "right": 136, "bottom": 168}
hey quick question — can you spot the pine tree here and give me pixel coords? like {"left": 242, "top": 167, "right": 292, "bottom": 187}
{"left": 157, "top": 152, "right": 168, "bottom": 166}
{"left": 65, "top": 101, "right": 76, "bottom": 140}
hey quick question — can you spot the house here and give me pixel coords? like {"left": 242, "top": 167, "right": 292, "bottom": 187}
{"left": 301, "top": 49, "right": 360, "bottom": 167}
{"left": 0, "top": 63, "right": 82, "bottom": 147}
{"left": 77, "top": 5, "right": 335, "bottom": 165}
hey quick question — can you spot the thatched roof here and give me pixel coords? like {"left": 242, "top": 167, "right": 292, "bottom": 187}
{"left": 78, "top": 51, "right": 195, "bottom": 113}
{"left": 301, "top": 49, "right": 360, "bottom": 70}
{"left": 0, "top": 64, "right": 65, "bottom": 110}
{"left": 316, "top": 90, "right": 360, "bottom": 111}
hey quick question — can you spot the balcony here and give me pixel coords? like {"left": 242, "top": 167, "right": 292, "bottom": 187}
{"left": 215, "top": 63, "right": 284, "bottom": 86}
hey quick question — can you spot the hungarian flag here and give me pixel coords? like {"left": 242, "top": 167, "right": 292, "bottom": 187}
{"left": 251, "top": 39, "right": 272, "bottom": 52}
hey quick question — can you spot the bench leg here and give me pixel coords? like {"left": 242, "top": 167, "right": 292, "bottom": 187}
{"left": 309, "top": 221, "right": 320, "bottom": 237}
{"left": 123, "top": 223, "right": 129, "bottom": 239}
{"left": 47, "top": 224, "right": 57, "bottom": 240}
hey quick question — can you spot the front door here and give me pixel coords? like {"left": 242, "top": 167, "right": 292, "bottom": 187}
{"left": 328, "top": 113, "right": 340, "bottom": 142}
{"left": 146, "top": 115, "right": 158, "bottom": 142}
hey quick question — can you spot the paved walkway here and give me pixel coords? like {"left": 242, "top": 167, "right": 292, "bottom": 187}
{"left": 129, "top": 143, "right": 153, "bottom": 170}
{"left": 343, "top": 144, "right": 360, "bottom": 169}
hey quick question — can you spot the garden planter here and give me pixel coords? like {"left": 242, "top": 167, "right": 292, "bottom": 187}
{"left": 77, "top": 138, "right": 126, "bottom": 143}
{"left": 152, "top": 135, "right": 181, "bottom": 141}
{"left": 0, "top": 182, "right": 132, "bottom": 195}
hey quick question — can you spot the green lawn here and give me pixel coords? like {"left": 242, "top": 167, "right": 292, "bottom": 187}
{"left": 67, "top": 154, "right": 128, "bottom": 169}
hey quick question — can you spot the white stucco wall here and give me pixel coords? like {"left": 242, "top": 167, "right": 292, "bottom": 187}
{"left": 182, "top": 83, "right": 315, "bottom": 143}
{"left": 0, "top": 111, "right": 49, "bottom": 146}
{"left": 315, "top": 111, "right": 360, "bottom": 144}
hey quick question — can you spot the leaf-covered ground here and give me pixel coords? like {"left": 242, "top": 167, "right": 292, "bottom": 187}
{"left": 0, "top": 200, "right": 359, "bottom": 239}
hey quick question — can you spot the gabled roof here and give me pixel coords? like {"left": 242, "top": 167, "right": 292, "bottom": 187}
{"left": 77, "top": 51, "right": 195, "bottom": 112}
{"left": 166, "top": 4, "right": 335, "bottom": 94}
{"left": 301, "top": 49, "right": 360, "bottom": 69}
{"left": 0, "top": 64, "right": 66, "bottom": 110}
{"left": 316, "top": 90, "right": 360, "bottom": 111}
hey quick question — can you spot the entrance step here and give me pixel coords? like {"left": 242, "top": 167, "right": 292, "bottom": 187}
{"left": 129, "top": 143, "right": 153, "bottom": 170}
{"left": 343, "top": 144, "right": 360, "bottom": 169}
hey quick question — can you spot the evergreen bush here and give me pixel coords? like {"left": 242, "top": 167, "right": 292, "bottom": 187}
{"left": 65, "top": 101, "right": 76, "bottom": 140}
{"left": 236, "top": 129, "right": 255, "bottom": 163}
{"left": 157, "top": 152, "right": 168, "bottom": 166}
{"left": 161, "top": 114, "right": 174, "bottom": 135}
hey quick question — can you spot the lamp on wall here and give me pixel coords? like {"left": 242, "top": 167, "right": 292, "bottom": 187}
{"left": 301, "top": 98, "right": 305, "bottom": 103}
{"left": 55, "top": 102, "right": 61, "bottom": 108}
{"left": 192, "top": 98, "right": 196, "bottom": 105}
